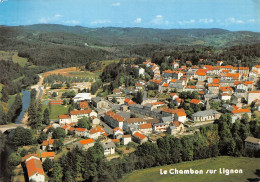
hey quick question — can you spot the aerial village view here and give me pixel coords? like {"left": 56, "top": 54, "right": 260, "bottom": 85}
{"left": 0, "top": 0, "right": 260, "bottom": 182}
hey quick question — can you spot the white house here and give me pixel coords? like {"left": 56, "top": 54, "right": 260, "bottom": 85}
{"left": 102, "top": 142, "right": 116, "bottom": 155}
{"left": 123, "top": 135, "right": 132, "bottom": 145}
{"left": 77, "top": 138, "right": 95, "bottom": 150}
{"left": 70, "top": 109, "right": 92, "bottom": 123}
{"left": 139, "top": 68, "right": 145, "bottom": 76}
{"left": 139, "top": 123, "right": 153, "bottom": 134}
{"left": 23, "top": 154, "right": 45, "bottom": 182}
{"left": 59, "top": 114, "right": 72, "bottom": 125}
{"left": 113, "top": 127, "right": 124, "bottom": 139}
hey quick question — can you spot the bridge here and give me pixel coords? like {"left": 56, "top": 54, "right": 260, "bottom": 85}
{"left": 0, "top": 123, "right": 28, "bottom": 133}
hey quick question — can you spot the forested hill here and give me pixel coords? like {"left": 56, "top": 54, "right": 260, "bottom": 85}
{"left": 14, "top": 24, "right": 260, "bottom": 47}
{"left": 1, "top": 24, "right": 260, "bottom": 68}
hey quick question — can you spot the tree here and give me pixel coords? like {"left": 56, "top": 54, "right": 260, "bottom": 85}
{"left": 43, "top": 108, "right": 50, "bottom": 125}
{"left": 8, "top": 152, "right": 21, "bottom": 166}
{"left": 37, "top": 132, "right": 48, "bottom": 144}
{"left": 0, "top": 103, "right": 7, "bottom": 125}
{"left": 20, "top": 148, "right": 28, "bottom": 157}
{"left": 1, "top": 86, "right": 9, "bottom": 103}
{"left": 0, "top": 131, "right": 6, "bottom": 154}
{"left": 77, "top": 117, "right": 91, "bottom": 129}
{"left": 42, "top": 158, "right": 54, "bottom": 172}
{"left": 53, "top": 139, "right": 63, "bottom": 151}
{"left": 52, "top": 163, "right": 63, "bottom": 182}
{"left": 52, "top": 92, "right": 57, "bottom": 97}
{"left": 134, "top": 91, "right": 143, "bottom": 104}
{"left": 62, "top": 100, "right": 67, "bottom": 105}
{"left": 66, "top": 82, "right": 71, "bottom": 88}
{"left": 111, "top": 97, "right": 117, "bottom": 104}
{"left": 11, "top": 127, "right": 34, "bottom": 147}
{"left": 53, "top": 128, "right": 66, "bottom": 139}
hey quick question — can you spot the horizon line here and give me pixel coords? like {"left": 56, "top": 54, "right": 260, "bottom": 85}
{"left": 1, "top": 23, "right": 259, "bottom": 33}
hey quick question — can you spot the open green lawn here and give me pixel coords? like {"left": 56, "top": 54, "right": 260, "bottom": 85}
{"left": 120, "top": 156, "right": 260, "bottom": 182}
{"left": 43, "top": 104, "right": 69, "bottom": 120}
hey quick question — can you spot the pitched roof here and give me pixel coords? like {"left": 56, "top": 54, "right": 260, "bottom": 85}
{"left": 173, "top": 121, "right": 181, "bottom": 127}
{"left": 70, "top": 109, "right": 92, "bottom": 115}
{"left": 133, "top": 132, "right": 146, "bottom": 140}
{"left": 162, "top": 108, "right": 185, "bottom": 114}
{"left": 22, "top": 154, "right": 41, "bottom": 162}
{"left": 89, "top": 127, "right": 105, "bottom": 134}
{"left": 124, "top": 134, "right": 131, "bottom": 138}
{"left": 76, "top": 128, "right": 86, "bottom": 132}
{"left": 112, "top": 139, "right": 120, "bottom": 143}
{"left": 59, "top": 114, "right": 71, "bottom": 119}
{"left": 232, "top": 109, "right": 250, "bottom": 114}
{"left": 140, "top": 123, "right": 152, "bottom": 129}
{"left": 176, "top": 112, "right": 186, "bottom": 117}
{"left": 105, "top": 111, "right": 125, "bottom": 122}
{"left": 79, "top": 138, "right": 95, "bottom": 145}
{"left": 41, "top": 152, "right": 55, "bottom": 158}
{"left": 79, "top": 102, "right": 89, "bottom": 109}
{"left": 190, "top": 99, "right": 201, "bottom": 104}
{"left": 26, "top": 157, "right": 44, "bottom": 177}
{"left": 114, "top": 127, "right": 123, "bottom": 132}
{"left": 245, "top": 136, "right": 260, "bottom": 144}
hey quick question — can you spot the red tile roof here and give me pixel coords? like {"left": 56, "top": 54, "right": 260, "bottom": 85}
{"left": 114, "top": 127, "right": 123, "bottom": 132}
{"left": 173, "top": 121, "right": 181, "bottom": 127}
{"left": 80, "top": 138, "right": 95, "bottom": 145}
{"left": 76, "top": 128, "right": 86, "bottom": 132}
{"left": 79, "top": 102, "right": 89, "bottom": 109}
{"left": 26, "top": 157, "right": 44, "bottom": 177}
{"left": 112, "top": 139, "right": 120, "bottom": 143}
{"left": 190, "top": 99, "right": 201, "bottom": 104}
{"left": 162, "top": 108, "right": 185, "bottom": 114}
{"left": 59, "top": 114, "right": 71, "bottom": 119}
{"left": 133, "top": 132, "right": 146, "bottom": 140}
{"left": 70, "top": 109, "right": 92, "bottom": 115}
{"left": 105, "top": 111, "right": 125, "bottom": 122}
{"left": 41, "top": 152, "right": 55, "bottom": 158}
{"left": 232, "top": 109, "right": 250, "bottom": 114}
{"left": 176, "top": 112, "right": 186, "bottom": 117}
{"left": 140, "top": 123, "right": 152, "bottom": 129}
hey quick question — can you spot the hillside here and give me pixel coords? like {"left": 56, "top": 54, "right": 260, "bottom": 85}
{"left": 1, "top": 24, "right": 260, "bottom": 49}
{"left": 121, "top": 156, "right": 260, "bottom": 182}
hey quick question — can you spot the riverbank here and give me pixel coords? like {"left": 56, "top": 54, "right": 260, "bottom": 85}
{"left": 19, "top": 74, "right": 45, "bottom": 125}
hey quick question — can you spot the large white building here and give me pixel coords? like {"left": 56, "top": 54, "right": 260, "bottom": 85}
{"left": 73, "top": 93, "right": 92, "bottom": 102}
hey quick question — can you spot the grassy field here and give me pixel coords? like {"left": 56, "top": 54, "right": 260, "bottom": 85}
{"left": 12, "top": 53, "right": 29, "bottom": 67}
{"left": 0, "top": 50, "right": 29, "bottom": 67}
{"left": 120, "top": 156, "right": 260, "bottom": 182}
{"left": 42, "top": 104, "right": 69, "bottom": 120}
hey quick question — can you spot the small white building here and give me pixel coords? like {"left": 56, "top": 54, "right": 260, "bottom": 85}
{"left": 123, "top": 135, "right": 132, "bottom": 145}
{"left": 77, "top": 138, "right": 95, "bottom": 150}
{"left": 102, "top": 142, "right": 116, "bottom": 155}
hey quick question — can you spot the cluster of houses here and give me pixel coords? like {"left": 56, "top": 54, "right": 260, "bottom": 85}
{"left": 23, "top": 59, "right": 260, "bottom": 182}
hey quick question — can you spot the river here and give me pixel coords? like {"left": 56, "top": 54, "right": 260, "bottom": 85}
{"left": 15, "top": 90, "right": 31, "bottom": 124}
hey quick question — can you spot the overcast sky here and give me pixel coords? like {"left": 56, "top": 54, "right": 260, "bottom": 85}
{"left": 1, "top": 0, "right": 260, "bottom": 32}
